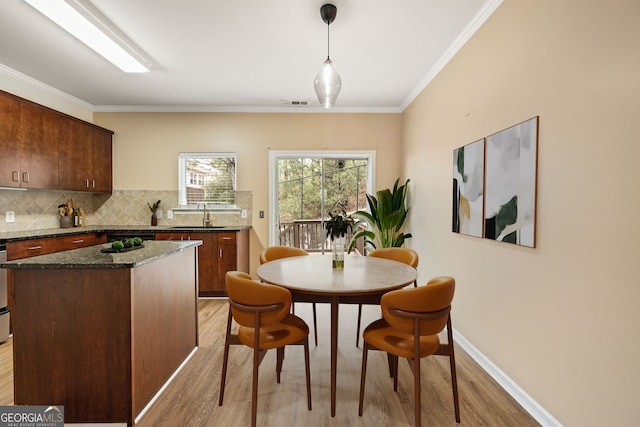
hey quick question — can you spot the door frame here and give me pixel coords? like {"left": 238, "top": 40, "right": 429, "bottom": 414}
{"left": 268, "top": 150, "right": 376, "bottom": 247}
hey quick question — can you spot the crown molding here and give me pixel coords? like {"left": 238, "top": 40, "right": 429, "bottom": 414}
{"left": 400, "top": 0, "right": 504, "bottom": 111}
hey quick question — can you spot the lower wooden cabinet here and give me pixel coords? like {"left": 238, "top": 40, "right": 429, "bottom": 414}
{"left": 155, "top": 229, "right": 249, "bottom": 297}
{"left": 5, "top": 232, "right": 109, "bottom": 332}
{"left": 6, "top": 232, "right": 106, "bottom": 260}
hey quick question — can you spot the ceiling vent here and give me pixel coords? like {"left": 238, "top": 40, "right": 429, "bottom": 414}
{"left": 281, "top": 100, "right": 311, "bottom": 107}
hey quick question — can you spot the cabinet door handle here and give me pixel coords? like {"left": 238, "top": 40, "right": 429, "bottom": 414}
{"left": 27, "top": 245, "right": 43, "bottom": 251}
{"left": 72, "top": 239, "right": 85, "bottom": 244}
{"left": 219, "top": 249, "right": 223, "bottom": 258}
{"left": 85, "top": 179, "right": 90, "bottom": 188}
{"left": 92, "top": 179, "right": 96, "bottom": 188}
{"left": 12, "top": 171, "right": 19, "bottom": 182}
{"left": 22, "top": 171, "right": 29, "bottom": 183}
{"left": 222, "top": 237, "right": 232, "bottom": 240}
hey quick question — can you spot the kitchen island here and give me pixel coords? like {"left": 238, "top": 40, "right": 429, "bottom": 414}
{"left": 1, "top": 240, "right": 201, "bottom": 426}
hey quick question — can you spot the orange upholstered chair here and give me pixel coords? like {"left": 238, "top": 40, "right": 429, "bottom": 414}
{"left": 356, "top": 247, "right": 419, "bottom": 347}
{"left": 259, "top": 246, "right": 319, "bottom": 346}
{"left": 219, "top": 271, "right": 312, "bottom": 427}
{"left": 358, "top": 276, "right": 459, "bottom": 427}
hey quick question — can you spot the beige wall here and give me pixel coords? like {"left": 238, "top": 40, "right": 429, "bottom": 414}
{"left": 402, "top": 0, "right": 640, "bottom": 425}
{"left": 93, "top": 112, "right": 403, "bottom": 272}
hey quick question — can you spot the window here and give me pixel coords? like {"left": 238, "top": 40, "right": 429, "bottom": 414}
{"left": 268, "top": 150, "right": 375, "bottom": 248}
{"left": 179, "top": 152, "right": 237, "bottom": 207}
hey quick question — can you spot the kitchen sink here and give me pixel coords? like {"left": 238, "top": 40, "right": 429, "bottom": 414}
{"left": 169, "top": 226, "right": 226, "bottom": 229}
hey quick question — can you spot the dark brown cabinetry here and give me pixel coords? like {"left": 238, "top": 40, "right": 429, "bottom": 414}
{"left": 0, "top": 96, "right": 59, "bottom": 189}
{"left": 0, "top": 89, "right": 113, "bottom": 193}
{"left": 5, "top": 232, "right": 108, "bottom": 332}
{"left": 155, "top": 229, "right": 249, "bottom": 296}
{"left": 6, "top": 232, "right": 106, "bottom": 260}
{"left": 58, "top": 119, "right": 113, "bottom": 193}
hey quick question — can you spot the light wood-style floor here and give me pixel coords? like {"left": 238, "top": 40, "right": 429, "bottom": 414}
{"left": 0, "top": 299, "right": 540, "bottom": 427}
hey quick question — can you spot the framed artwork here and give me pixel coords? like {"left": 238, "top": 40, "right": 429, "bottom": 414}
{"left": 484, "top": 116, "right": 539, "bottom": 247}
{"left": 452, "top": 138, "right": 485, "bottom": 237}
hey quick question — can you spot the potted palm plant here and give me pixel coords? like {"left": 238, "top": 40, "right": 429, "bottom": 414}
{"left": 325, "top": 209, "right": 353, "bottom": 268}
{"left": 348, "top": 178, "right": 412, "bottom": 253}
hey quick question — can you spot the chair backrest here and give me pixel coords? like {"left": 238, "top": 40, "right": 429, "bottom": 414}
{"left": 259, "top": 246, "right": 309, "bottom": 265}
{"left": 368, "top": 247, "right": 419, "bottom": 269}
{"left": 225, "top": 271, "right": 292, "bottom": 327}
{"left": 381, "top": 276, "right": 454, "bottom": 336}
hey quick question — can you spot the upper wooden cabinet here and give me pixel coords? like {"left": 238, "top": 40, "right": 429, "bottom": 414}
{"left": 0, "top": 90, "right": 113, "bottom": 193}
{"left": 0, "top": 96, "right": 59, "bottom": 189}
{"left": 58, "top": 118, "right": 113, "bottom": 193}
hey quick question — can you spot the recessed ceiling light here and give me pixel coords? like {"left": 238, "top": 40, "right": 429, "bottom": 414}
{"left": 23, "top": 0, "right": 150, "bottom": 73}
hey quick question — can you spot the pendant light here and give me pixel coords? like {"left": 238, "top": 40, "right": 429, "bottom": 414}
{"left": 314, "top": 3, "right": 342, "bottom": 108}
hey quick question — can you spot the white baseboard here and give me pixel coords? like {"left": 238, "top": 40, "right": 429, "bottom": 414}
{"left": 452, "top": 329, "right": 563, "bottom": 427}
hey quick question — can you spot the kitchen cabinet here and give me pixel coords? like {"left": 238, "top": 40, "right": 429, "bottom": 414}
{"left": 58, "top": 118, "right": 113, "bottom": 193}
{"left": 5, "top": 241, "right": 198, "bottom": 425}
{"left": 0, "top": 89, "right": 113, "bottom": 193}
{"left": 155, "top": 229, "right": 249, "bottom": 296}
{"left": 6, "top": 232, "right": 105, "bottom": 260}
{"left": 5, "top": 232, "right": 108, "bottom": 333}
{"left": 0, "top": 95, "right": 59, "bottom": 189}
{"left": 155, "top": 232, "right": 217, "bottom": 296}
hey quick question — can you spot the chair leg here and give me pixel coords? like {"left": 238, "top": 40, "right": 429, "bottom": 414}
{"left": 447, "top": 317, "right": 461, "bottom": 423}
{"left": 414, "top": 320, "right": 422, "bottom": 427}
{"left": 218, "top": 306, "right": 233, "bottom": 406}
{"left": 358, "top": 341, "right": 369, "bottom": 416}
{"left": 276, "top": 347, "right": 284, "bottom": 383}
{"left": 312, "top": 303, "right": 318, "bottom": 346}
{"left": 303, "top": 337, "right": 312, "bottom": 410}
{"left": 450, "top": 349, "right": 460, "bottom": 423}
{"left": 251, "top": 345, "right": 260, "bottom": 427}
{"left": 393, "top": 355, "right": 399, "bottom": 392}
{"left": 387, "top": 353, "right": 394, "bottom": 377}
{"left": 356, "top": 304, "right": 363, "bottom": 347}
{"left": 414, "top": 355, "right": 421, "bottom": 427}
{"left": 251, "top": 315, "right": 262, "bottom": 427}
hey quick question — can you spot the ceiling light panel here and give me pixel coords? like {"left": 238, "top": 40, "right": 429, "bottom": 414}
{"left": 23, "top": 0, "right": 150, "bottom": 73}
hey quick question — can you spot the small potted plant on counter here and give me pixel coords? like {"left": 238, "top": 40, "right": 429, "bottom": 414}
{"left": 147, "top": 199, "right": 161, "bottom": 226}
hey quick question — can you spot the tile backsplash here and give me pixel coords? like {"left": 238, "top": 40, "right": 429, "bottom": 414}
{"left": 0, "top": 189, "right": 252, "bottom": 232}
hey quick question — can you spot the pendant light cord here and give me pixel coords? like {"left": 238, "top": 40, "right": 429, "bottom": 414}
{"left": 326, "top": 21, "right": 331, "bottom": 61}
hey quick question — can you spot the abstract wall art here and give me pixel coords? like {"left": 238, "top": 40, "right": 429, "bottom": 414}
{"left": 452, "top": 138, "right": 485, "bottom": 238}
{"left": 484, "top": 116, "right": 539, "bottom": 247}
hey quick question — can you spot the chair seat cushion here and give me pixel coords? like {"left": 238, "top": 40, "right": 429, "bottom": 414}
{"left": 238, "top": 314, "right": 309, "bottom": 350}
{"left": 363, "top": 318, "right": 440, "bottom": 359}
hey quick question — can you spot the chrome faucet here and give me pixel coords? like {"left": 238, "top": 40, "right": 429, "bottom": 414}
{"left": 197, "top": 203, "right": 211, "bottom": 227}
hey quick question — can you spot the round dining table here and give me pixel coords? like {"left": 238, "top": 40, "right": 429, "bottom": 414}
{"left": 256, "top": 253, "right": 417, "bottom": 417}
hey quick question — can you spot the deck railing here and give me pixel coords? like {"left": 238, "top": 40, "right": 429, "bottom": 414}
{"left": 279, "top": 219, "right": 365, "bottom": 254}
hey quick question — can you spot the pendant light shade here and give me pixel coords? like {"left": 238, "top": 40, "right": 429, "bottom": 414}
{"left": 314, "top": 59, "right": 342, "bottom": 108}
{"left": 314, "top": 3, "right": 341, "bottom": 108}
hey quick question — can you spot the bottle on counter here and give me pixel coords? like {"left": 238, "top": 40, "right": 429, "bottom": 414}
{"left": 78, "top": 208, "right": 85, "bottom": 227}
{"left": 72, "top": 208, "right": 78, "bottom": 227}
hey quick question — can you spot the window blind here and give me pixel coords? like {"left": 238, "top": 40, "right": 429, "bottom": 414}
{"left": 178, "top": 152, "right": 237, "bottom": 206}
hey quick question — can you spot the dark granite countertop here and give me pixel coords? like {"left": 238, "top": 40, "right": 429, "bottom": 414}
{"left": 0, "top": 225, "right": 252, "bottom": 244}
{"left": 0, "top": 240, "right": 202, "bottom": 269}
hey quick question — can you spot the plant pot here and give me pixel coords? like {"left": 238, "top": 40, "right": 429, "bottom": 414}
{"left": 151, "top": 213, "right": 158, "bottom": 226}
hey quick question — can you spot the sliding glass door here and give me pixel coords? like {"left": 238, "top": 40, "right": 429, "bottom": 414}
{"left": 268, "top": 151, "right": 375, "bottom": 252}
